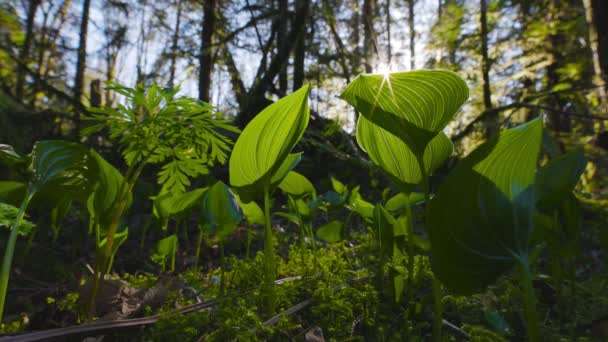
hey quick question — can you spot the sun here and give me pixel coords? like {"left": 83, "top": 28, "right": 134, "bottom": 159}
{"left": 374, "top": 62, "right": 393, "bottom": 77}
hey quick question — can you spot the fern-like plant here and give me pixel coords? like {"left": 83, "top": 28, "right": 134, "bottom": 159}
{"left": 82, "top": 82, "right": 239, "bottom": 317}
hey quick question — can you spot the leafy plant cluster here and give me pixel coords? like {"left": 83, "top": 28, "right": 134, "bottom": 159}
{"left": 0, "top": 70, "right": 594, "bottom": 341}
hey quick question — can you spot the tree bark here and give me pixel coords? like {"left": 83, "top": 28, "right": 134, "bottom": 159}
{"left": 583, "top": 0, "right": 608, "bottom": 115}
{"left": 480, "top": 0, "right": 495, "bottom": 138}
{"left": 545, "top": 0, "right": 570, "bottom": 132}
{"left": 199, "top": 0, "right": 217, "bottom": 102}
{"left": 362, "top": 0, "right": 375, "bottom": 73}
{"left": 293, "top": 0, "right": 310, "bottom": 90}
{"left": 15, "top": 0, "right": 39, "bottom": 102}
{"left": 407, "top": 0, "right": 415, "bottom": 70}
{"left": 74, "top": 0, "right": 91, "bottom": 136}
{"left": 169, "top": 0, "right": 183, "bottom": 88}
{"left": 277, "top": 0, "right": 289, "bottom": 95}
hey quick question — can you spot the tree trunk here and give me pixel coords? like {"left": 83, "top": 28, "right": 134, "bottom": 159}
{"left": 169, "top": 0, "right": 183, "bottom": 88}
{"left": 293, "top": 0, "right": 310, "bottom": 90}
{"left": 199, "top": 0, "right": 217, "bottom": 102}
{"left": 407, "top": 0, "right": 415, "bottom": 70}
{"left": 15, "top": 0, "right": 39, "bottom": 102}
{"left": 74, "top": 0, "right": 91, "bottom": 136}
{"left": 362, "top": 0, "right": 375, "bottom": 73}
{"left": 277, "top": 0, "right": 288, "bottom": 95}
{"left": 480, "top": 0, "right": 496, "bottom": 138}
{"left": 545, "top": 0, "right": 570, "bottom": 132}
{"left": 386, "top": 0, "right": 391, "bottom": 63}
{"left": 583, "top": 0, "right": 608, "bottom": 116}
{"left": 351, "top": 0, "right": 361, "bottom": 74}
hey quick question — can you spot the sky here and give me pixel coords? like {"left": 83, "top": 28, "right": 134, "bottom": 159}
{"left": 26, "top": 0, "right": 445, "bottom": 130}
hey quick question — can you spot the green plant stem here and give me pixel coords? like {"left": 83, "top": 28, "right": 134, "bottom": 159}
{"left": 262, "top": 184, "right": 276, "bottom": 314}
{"left": 404, "top": 195, "right": 415, "bottom": 307}
{"left": 245, "top": 224, "right": 252, "bottom": 260}
{"left": 307, "top": 223, "right": 317, "bottom": 273}
{"left": 220, "top": 242, "right": 225, "bottom": 295}
{"left": 416, "top": 157, "right": 442, "bottom": 342}
{"left": 431, "top": 276, "right": 443, "bottom": 342}
{"left": 520, "top": 260, "right": 540, "bottom": 342}
{"left": 195, "top": 229, "right": 203, "bottom": 269}
{"left": 0, "top": 190, "right": 33, "bottom": 322}
{"left": 88, "top": 161, "right": 143, "bottom": 318}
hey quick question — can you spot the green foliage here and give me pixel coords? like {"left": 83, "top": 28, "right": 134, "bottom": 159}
{"left": 357, "top": 115, "right": 453, "bottom": 191}
{"left": 277, "top": 171, "right": 316, "bottom": 198}
{"left": 316, "top": 220, "right": 343, "bottom": 243}
{"left": 151, "top": 234, "right": 178, "bottom": 272}
{"left": 84, "top": 82, "right": 238, "bottom": 194}
{"left": 0, "top": 202, "right": 35, "bottom": 236}
{"left": 536, "top": 147, "right": 587, "bottom": 212}
{"left": 428, "top": 119, "right": 543, "bottom": 294}
{"left": 201, "top": 180, "right": 242, "bottom": 241}
{"left": 229, "top": 85, "right": 310, "bottom": 201}
{"left": 0, "top": 140, "right": 94, "bottom": 321}
{"left": 340, "top": 70, "right": 468, "bottom": 157}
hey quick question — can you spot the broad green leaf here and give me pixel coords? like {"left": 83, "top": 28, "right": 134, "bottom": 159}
{"left": 347, "top": 186, "right": 374, "bottom": 219}
{"left": 357, "top": 115, "right": 453, "bottom": 190}
{"left": 234, "top": 193, "right": 265, "bottom": 225}
{"left": 341, "top": 70, "right": 468, "bottom": 157}
{"left": 278, "top": 171, "right": 316, "bottom": 198}
{"left": 330, "top": 177, "right": 346, "bottom": 194}
{"left": 428, "top": 119, "right": 543, "bottom": 294}
{"left": 50, "top": 197, "right": 71, "bottom": 240}
{"left": 0, "top": 144, "right": 24, "bottom": 167}
{"left": 169, "top": 188, "right": 207, "bottom": 216}
{"left": 30, "top": 141, "right": 92, "bottom": 192}
{"left": 269, "top": 153, "right": 303, "bottom": 188}
{"left": 202, "top": 181, "right": 243, "bottom": 241}
{"left": 152, "top": 188, "right": 207, "bottom": 230}
{"left": 87, "top": 150, "right": 131, "bottom": 229}
{"left": 373, "top": 204, "right": 395, "bottom": 257}
{"left": 535, "top": 147, "right": 586, "bottom": 212}
{"left": 0, "top": 181, "right": 26, "bottom": 207}
{"left": 151, "top": 234, "right": 178, "bottom": 271}
{"left": 229, "top": 86, "right": 310, "bottom": 200}
{"left": 316, "top": 220, "right": 343, "bottom": 243}
{"left": 275, "top": 212, "right": 302, "bottom": 226}
{"left": 385, "top": 192, "right": 425, "bottom": 213}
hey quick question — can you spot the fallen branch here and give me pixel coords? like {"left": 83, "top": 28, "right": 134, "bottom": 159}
{"left": 0, "top": 276, "right": 303, "bottom": 342}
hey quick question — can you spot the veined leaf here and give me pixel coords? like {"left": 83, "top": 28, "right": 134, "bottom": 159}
{"left": 30, "top": 141, "right": 92, "bottom": 192}
{"left": 151, "top": 234, "right": 178, "bottom": 271}
{"left": 357, "top": 115, "right": 453, "bottom": 190}
{"left": 316, "top": 220, "right": 343, "bottom": 243}
{"left": 202, "top": 181, "right": 243, "bottom": 241}
{"left": 535, "top": 147, "right": 586, "bottom": 212}
{"left": 385, "top": 192, "right": 425, "bottom": 213}
{"left": 88, "top": 150, "right": 131, "bottom": 229}
{"left": 152, "top": 188, "right": 207, "bottom": 230}
{"left": 230, "top": 86, "right": 310, "bottom": 201}
{"left": 269, "top": 153, "right": 303, "bottom": 188}
{"left": 234, "top": 193, "right": 265, "bottom": 225}
{"left": 0, "top": 181, "right": 27, "bottom": 207}
{"left": 428, "top": 119, "right": 543, "bottom": 294}
{"left": 341, "top": 70, "right": 468, "bottom": 157}
{"left": 278, "top": 171, "right": 316, "bottom": 198}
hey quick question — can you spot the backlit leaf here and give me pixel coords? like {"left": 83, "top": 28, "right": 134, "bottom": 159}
{"left": 230, "top": 86, "right": 310, "bottom": 200}
{"left": 278, "top": 171, "right": 316, "bottom": 198}
{"left": 428, "top": 119, "right": 543, "bottom": 294}
{"left": 341, "top": 70, "right": 468, "bottom": 157}
{"left": 357, "top": 115, "right": 453, "bottom": 190}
